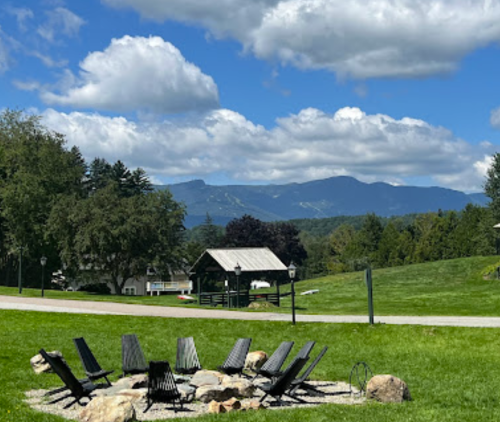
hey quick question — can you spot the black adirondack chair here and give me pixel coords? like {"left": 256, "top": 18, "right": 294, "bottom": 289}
{"left": 289, "top": 346, "right": 328, "bottom": 396}
{"left": 175, "top": 337, "right": 202, "bottom": 375}
{"left": 144, "top": 361, "right": 193, "bottom": 413}
{"left": 258, "top": 357, "right": 309, "bottom": 406}
{"left": 295, "top": 341, "right": 316, "bottom": 359}
{"left": 253, "top": 341, "right": 294, "bottom": 380}
{"left": 73, "top": 337, "right": 114, "bottom": 386}
{"left": 218, "top": 338, "right": 252, "bottom": 376}
{"left": 39, "top": 349, "right": 97, "bottom": 409}
{"left": 122, "top": 334, "right": 148, "bottom": 377}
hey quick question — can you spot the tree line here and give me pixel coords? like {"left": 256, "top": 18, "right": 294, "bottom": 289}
{"left": 0, "top": 110, "right": 185, "bottom": 294}
{"left": 2, "top": 109, "right": 500, "bottom": 293}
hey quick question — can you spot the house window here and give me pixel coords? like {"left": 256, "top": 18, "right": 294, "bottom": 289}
{"left": 123, "top": 286, "right": 136, "bottom": 296}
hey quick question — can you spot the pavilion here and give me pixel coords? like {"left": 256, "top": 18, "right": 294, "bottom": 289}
{"left": 189, "top": 247, "right": 288, "bottom": 308}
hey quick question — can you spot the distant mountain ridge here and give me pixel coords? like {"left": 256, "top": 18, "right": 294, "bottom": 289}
{"left": 156, "top": 176, "right": 489, "bottom": 228}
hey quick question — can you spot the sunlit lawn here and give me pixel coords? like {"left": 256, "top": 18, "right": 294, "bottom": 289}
{"left": 2, "top": 256, "right": 500, "bottom": 316}
{"left": 1, "top": 310, "right": 500, "bottom": 421}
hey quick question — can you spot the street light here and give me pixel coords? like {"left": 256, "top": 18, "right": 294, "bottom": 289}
{"left": 288, "top": 262, "right": 296, "bottom": 325}
{"left": 494, "top": 223, "right": 500, "bottom": 255}
{"left": 235, "top": 263, "right": 242, "bottom": 308}
{"left": 40, "top": 256, "right": 47, "bottom": 297}
{"left": 18, "top": 246, "right": 24, "bottom": 294}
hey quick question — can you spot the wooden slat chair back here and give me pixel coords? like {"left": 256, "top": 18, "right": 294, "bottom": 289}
{"left": 73, "top": 337, "right": 114, "bottom": 385}
{"left": 144, "top": 361, "right": 185, "bottom": 413}
{"left": 254, "top": 341, "right": 294, "bottom": 379}
{"left": 218, "top": 338, "right": 252, "bottom": 376}
{"left": 175, "top": 337, "right": 202, "bottom": 375}
{"left": 258, "top": 356, "right": 309, "bottom": 406}
{"left": 39, "top": 348, "right": 96, "bottom": 408}
{"left": 289, "top": 346, "right": 328, "bottom": 396}
{"left": 122, "top": 334, "right": 148, "bottom": 377}
{"left": 295, "top": 341, "right": 316, "bottom": 359}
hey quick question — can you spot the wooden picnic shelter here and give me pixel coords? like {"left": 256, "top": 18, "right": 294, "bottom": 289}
{"left": 189, "top": 247, "right": 288, "bottom": 308}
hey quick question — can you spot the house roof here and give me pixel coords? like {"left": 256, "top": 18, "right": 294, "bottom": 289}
{"left": 191, "top": 247, "right": 287, "bottom": 273}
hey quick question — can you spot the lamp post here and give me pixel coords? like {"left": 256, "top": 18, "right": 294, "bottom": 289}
{"left": 40, "top": 256, "right": 47, "bottom": 297}
{"left": 18, "top": 246, "right": 24, "bottom": 294}
{"left": 494, "top": 223, "right": 500, "bottom": 255}
{"left": 288, "top": 263, "right": 296, "bottom": 325}
{"left": 235, "top": 263, "right": 242, "bottom": 308}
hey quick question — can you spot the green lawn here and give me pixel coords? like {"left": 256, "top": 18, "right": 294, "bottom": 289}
{"left": 276, "top": 255, "right": 500, "bottom": 316}
{"left": 2, "top": 310, "right": 500, "bottom": 421}
{"left": 2, "top": 255, "right": 500, "bottom": 316}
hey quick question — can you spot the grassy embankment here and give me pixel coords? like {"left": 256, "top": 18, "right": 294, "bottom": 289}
{"left": 1, "top": 310, "right": 500, "bottom": 422}
{"left": 2, "top": 255, "right": 500, "bottom": 316}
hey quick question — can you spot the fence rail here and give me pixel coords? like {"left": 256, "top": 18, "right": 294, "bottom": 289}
{"left": 147, "top": 281, "right": 192, "bottom": 295}
{"left": 199, "top": 291, "right": 280, "bottom": 307}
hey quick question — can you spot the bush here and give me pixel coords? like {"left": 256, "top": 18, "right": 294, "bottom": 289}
{"left": 78, "top": 283, "right": 111, "bottom": 294}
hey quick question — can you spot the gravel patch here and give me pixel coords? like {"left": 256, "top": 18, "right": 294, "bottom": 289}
{"left": 25, "top": 381, "right": 365, "bottom": 420}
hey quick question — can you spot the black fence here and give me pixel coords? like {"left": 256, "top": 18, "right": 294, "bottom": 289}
{"left": 199, "top": 291, "right": 280, "bottom": 308}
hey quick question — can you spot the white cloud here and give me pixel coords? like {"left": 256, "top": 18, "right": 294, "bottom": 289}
{"left": 0, "top": 34, "right": 8, "bottom": 74}
{"left": 102, "top": 0, "right": 500, "bottom": 79}
{"left": 13, "top": 80, "right": 42, "bottom": 91}
{"left": 41, "top": 106, "right": 487, "bottom": 191}
{"left": 37, "top": 7, "right": 85, "bottom": 42}
{"left": 435, "top": 155, "right": 493, "bottom": 192}
{"left": 41, "top": 36, "right": 220, "bottom": 114}
{"left": 29, "top": 50, "right": 67, "bottom": 68}
{"left": 4, "top": 6, "right": 34, "bottom": 32}
{"left": 491, "top": 107, "right": 500, "bottom": 129}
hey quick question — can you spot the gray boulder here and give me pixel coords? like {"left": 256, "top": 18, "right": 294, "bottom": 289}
{"left": 195, "top": 385, "right": 239, "bottom": 403}
{"left": 177, "top": 384, "right": 196, "bottom": 401}
{"left": 79, "top": 396, "right": 136, "bottom": 422}
{"left": 367, "top": 374, "right": 411, "bottom": 403}
{"left": 244, "top": 351, "right": 268, "bottom": 373}
{"left": 190, "top": 370, "right": 223, "bottom": 388}
{"left": 30, "top": 351, "right": 65, "bottom": 374}
{"left": 221, "top": 375, "right": 255, "bottom": 398}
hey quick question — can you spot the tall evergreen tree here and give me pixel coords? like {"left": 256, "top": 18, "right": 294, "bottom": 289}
{"left": 200, "top": 213, "right": 223, "bottom": 249}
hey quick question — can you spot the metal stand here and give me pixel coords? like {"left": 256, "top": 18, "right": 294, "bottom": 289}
{"left": 349, "top": 361, "right": 373, "bottom": 396}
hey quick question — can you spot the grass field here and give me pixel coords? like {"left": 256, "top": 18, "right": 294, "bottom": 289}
{"left": 2, "top": 255, "right": 500, "bottom": 316}
{"left": 1, "top": 310, "right": 500, "bottom": 421}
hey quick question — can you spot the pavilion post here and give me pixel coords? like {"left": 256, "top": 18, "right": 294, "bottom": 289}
{"left": 197, "top": 276, "right": 201, "bottom": 305}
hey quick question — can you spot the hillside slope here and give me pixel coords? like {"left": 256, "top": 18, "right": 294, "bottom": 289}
{"left": 274, "top": 256, "right": 500, "bottom": 316}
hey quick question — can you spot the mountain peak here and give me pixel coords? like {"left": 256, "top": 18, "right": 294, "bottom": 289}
{"left": 163, "top": 176, "right": 488, "bottom": 228}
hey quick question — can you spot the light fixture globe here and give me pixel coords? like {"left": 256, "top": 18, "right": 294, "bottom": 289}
{"left": 40, "top": 256, "right": 47, "bottom": 267}
{"left": 234, "top": 263, "right": 242, "bottom": 276}
{"left": 288, "top": 262, "right": 296, "bottom": 279}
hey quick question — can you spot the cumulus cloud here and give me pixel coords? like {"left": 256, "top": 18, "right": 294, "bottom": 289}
{"left": 491, "top": 107, "right": 500, "bottom": 129}
{"left": 41, "top": 106, "right": 488, "bottom": 191}
{"left": 435, "top": 155, "right": 493, "bottom": 192}
{"left": 37, "top": 7, "right": 85, "bottom": 42}
{"left": 102, "top": 0, "right": 500, "bottom": 79}
{"left": 41, "top": 36, "right": 220, "bottom": 114}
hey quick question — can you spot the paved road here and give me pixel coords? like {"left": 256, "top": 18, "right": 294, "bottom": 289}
{"left": 2, "top": 295, "right": 500, "bottom": 327}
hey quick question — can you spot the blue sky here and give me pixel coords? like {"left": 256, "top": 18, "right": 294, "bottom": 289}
{"left": 1, "top": 0, "right": 500, "bottom": 192}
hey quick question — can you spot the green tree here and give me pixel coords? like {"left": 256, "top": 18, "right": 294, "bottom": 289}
{"left": 328, "top": 224, "right": 356, "bottom": 273}
{"left": 200, "top": 213, "right": 223, "bottom": 249}
{"left": 453, "top": 204, "right": 487, "bottom": 257}
{"left": 373, "top": 221, "right": 400, "bottom": 267}
{"left": 48, "top": 184, "right": 185, "bottom": 294}
{"left": 300, "top": 233, "right": 330, "bottom": 278}
{"left": 0, "top": 110, "right": 86, "bottom": 286}
{"left": 485, "top": 153, "right": 500, "bottom": 221}
{"left": 223, "top": 215, "right": 307, "bottom": 266}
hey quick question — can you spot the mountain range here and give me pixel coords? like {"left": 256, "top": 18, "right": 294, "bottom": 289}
{"left": 157, "top": 176, "right": 489, "bottom": 228}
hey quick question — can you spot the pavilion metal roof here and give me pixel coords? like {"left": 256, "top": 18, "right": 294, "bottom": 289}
{"left": 194, "top": 247, "right": 287, "bottom": 273}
